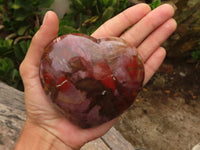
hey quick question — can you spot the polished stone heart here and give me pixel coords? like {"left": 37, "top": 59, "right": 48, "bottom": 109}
{"left": 40, "top": 33, "right": 144, "bottom": 128}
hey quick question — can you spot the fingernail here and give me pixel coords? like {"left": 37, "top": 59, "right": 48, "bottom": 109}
{"left": 42, "top": 11, "right": 49, "bottom": 25}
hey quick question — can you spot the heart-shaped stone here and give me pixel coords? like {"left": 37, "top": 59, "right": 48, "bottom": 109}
{"left": 40, "top": 33, "right": 144, "bottom": 128}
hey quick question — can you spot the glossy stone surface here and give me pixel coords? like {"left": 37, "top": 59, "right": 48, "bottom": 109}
{"left": 40, "top": 33, "right": 144, "bottom": 128}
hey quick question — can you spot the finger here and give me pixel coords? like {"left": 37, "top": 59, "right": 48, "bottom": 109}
{"left": 121, "top": 4, "right": 175, "bottom": 47}
{"left": 92, "top": 3, "right": 151, "bottom": 38}
{"left": 138, "top": 18, "right": 177, "bottom": 62}
{"left": 24, "top": 11, "right": 59, "bottom": 67}
{"left": 48, "top": 118, "right": 117, "bottom": 149}
{"left": 81, "top": 118, "right": 117, "bottom": 142}
{"left": 143, "top": 47, "right": 166, "bottom": 85}
{"left": 20, "top": 11, "right": 59, "bottom": 86}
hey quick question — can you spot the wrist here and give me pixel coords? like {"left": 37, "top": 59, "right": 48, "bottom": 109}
{"left": 15, "top": 119, "right": 73, "bottom": 150}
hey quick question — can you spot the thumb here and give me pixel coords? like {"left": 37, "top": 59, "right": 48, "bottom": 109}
{"left": 24, "top": 11, "right": 59, "bottom": 67}
{"left": 20, "top": 11, "right": 59, "bottom": 86}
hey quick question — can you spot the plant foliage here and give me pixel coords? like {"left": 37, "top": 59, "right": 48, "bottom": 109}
{"left": 0, "top": 57, "right": 22, "bottom": 89}
{"left": 0, "top": 0, "right": 53, "bottom": 90}
{"left": 0, "top": 0, "right": 54, "bottom": 34}
{"left": 191, "top": 41, "right": 200, "bottom": 61}
{"left": 149, "top": 0, "right": 161, "bottom": 10}
{"left": 58, "top": 0, "right": 131, "bottom": 35}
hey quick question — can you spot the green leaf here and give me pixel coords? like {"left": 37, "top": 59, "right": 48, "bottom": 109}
{"left": 19, "top": 40, "right": 30, "bottom": 54}
{"left": 0, "top": 0, "right": 5, "bottom": 4}
{"left": 0, "top": 57, "right": 14, "bottom": 77}
{"left": 17, "top": 25, "right": 29, "bottom": 35}
{"left": 79, "top": 13, "right": 89, "bottom": 25}
{"left": 14, "top": 0, "right": 32, "bottom": 8}
{"left": 0, "top": 57, "right": 22, "bottom": 89}
{"left": 5, "top": 39, "right": 13, "bottom": 48}
{"left": 82, "top": 16, "right": 99, "bottom": 26}
{"left": 191, "top": 41, "right": 200, "bottom": 61}
{"left": 0, "top": 39, "right": 13, "bottom": 56}
{"left": 100, "top": 0, "right": 109, "bottom": 7}
{"left": 37, "top": 0, "right": 54, "bottom": 8}
{"left": 81, "top": 0, "right": 97, "bottom": 8}
{"left": 0, "top": 38, "right": 13, "bottom": 48}
{"left": 192, "top": 50, "right": 200, "bottom": 60}
{"left": 11, "top": 69, "right": 20, "bottom": 82}
{"left": 11, "top": 4, "right": 21, "bottom": 9}
{"left": 60, "top": 13, "right": 76, "bottom": 27}
{"left": 87, "top": 25, "right": 98, "bottom": 35}
{"left": 0, "top": 59, "right": 8, "bottom": 74}
{"left": 14, "top": 11, "right": 30, "bottom": 21}
{"left": 58, "top": 25, "right": 79, "bottom": 36}
{"left": 102, "top": 6, "right": 115, "bottom": 22}
{"left": 13, "top": 40, "right": 30, "bottom": 62}
{"left": 0, "top": 37, "right": 13, "bottom": 48}
{"left": 149, "top": 0, "right": 161, "bottom": 10}
{"left": 29, "top": 27, "right": 39, "bottom": 36}
{"left": 71, "top": 0, "right": 85, "bottom": 11}
{"left": 110, "top": 0, "right": 117, "bottom": 7}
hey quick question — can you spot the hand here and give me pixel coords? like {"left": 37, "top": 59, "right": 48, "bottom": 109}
{"left": 16, "top": 3, "right": 176, "bottom": 150}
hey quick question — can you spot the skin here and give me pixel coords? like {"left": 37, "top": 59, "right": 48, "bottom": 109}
{"left": 15, "top": 3, "right": 177, "bottom": 150}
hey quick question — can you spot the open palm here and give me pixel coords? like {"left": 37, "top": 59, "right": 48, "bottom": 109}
{"left": 19, "top": 3, "right": 176, "bottom": 149}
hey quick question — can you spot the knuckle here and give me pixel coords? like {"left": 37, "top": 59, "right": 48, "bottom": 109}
{"left": 19, "top": 61, "right": 25, "bottom": 77}
{"left": 19, "top": 60, "right": 31, "bottom": 79}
